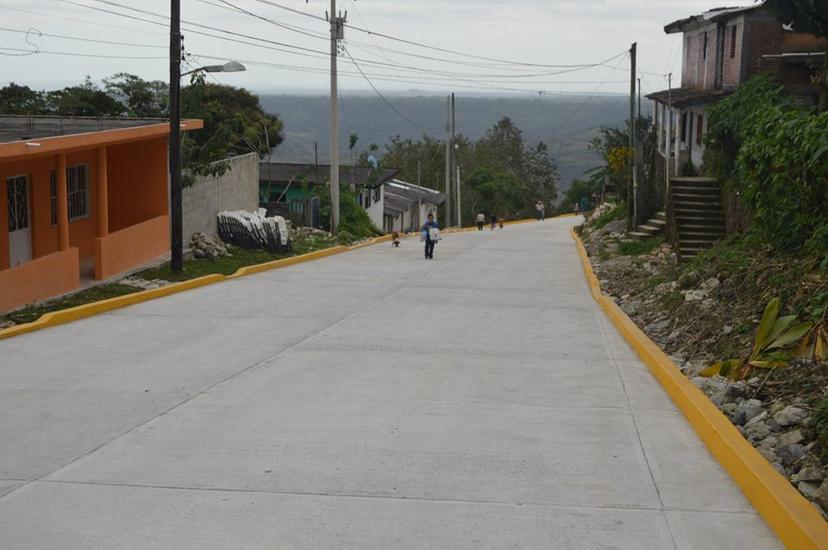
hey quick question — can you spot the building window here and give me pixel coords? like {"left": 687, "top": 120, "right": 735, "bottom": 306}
{"left": 702, "top": 32, "right": 708, "bottom": 60}
{"left": 729, "top": 25, "right": 737, "bottom": 59}
{"left": 681, "top": 112, "right": 688, "bottom": 143}
{"left": 364, "top": 189, "right": 372, "bottom": 208}
{"left": 7, "top": 175, "right": 29, "bottom": 232}
{"left": 373, "top": 187, "right": 381, "bottom": 202}
{"left": 696, "top": 114, "right": 704, "bottom": 146}
{"left": 50, "top": 164, "right": 90, "bottom": 225}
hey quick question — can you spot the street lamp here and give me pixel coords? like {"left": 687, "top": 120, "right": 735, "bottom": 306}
{"left": 168, "top": 31, "right": 246, "bottom": 273}
{"left": 181, "top": 60, "right": 247, "bottom": 77}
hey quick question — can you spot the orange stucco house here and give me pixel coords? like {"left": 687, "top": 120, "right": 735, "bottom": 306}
{"left": 0, "top": 115, "right": 202, "bottom": 312}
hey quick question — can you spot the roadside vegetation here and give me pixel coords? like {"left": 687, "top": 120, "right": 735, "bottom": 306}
{"left": 576, "top": 74, "right": 828, "bottom": 514}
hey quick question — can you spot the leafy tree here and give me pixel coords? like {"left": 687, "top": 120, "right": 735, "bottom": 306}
{"left": 45, "top": 77, "right": 124, "bottom": 117}
{"left": 705, "top": 74, "right": 828, "bottom": 251}
{"left": 103, "top": 73, "right": 168, "bottom": 117}
{"left": 465, "top": 168, "right": 528, "bottom": 219}
{"left": 180, "top": 81, "right": 284, "bottom": 176}
{"left": 0, "top": 83, "right": 48, "bottom": 114}
{"left": 561, "top": 178, "right": 600, "bottom": 212}
{"left": 763, "top": 0, "right": 828, "bottom": 110}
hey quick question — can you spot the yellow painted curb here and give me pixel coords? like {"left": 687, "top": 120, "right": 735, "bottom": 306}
{"left": 570, "top": 226, "right": 828, "bottom": 549}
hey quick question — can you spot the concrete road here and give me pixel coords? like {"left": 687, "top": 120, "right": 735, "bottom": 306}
{"left": 0, "top": 218, "right": 779, "bottom": 549}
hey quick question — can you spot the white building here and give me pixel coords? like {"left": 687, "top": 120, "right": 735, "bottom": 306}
{"left": 382, "top": 180, "right": 445, "bottom": 233}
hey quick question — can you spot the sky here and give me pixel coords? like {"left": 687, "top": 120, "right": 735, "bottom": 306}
{"left": 0, "top": 0, "right": 731, "bottom": 97}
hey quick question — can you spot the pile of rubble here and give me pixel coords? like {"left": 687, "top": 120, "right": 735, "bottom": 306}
{"left": 693, "top": 373, "right": 828, "bottom": 516}
{"left": 189, "top": 232, "right": 230, "bottom": 260}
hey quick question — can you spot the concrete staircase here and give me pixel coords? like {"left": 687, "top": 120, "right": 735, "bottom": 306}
{"left": 670, "top": 177, "right": 726, "bottom": 259}
{"left": 629, "top": 211, "right": 667, "bottom": 240}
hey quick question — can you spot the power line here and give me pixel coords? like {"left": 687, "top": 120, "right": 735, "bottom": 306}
{"left": 342, "top": 46, "right": 435, "bottom": 132}
{"left": 251, "top": 0, "right": 628, "bottom": 70}
{"left": 0, "top": 46, "right": 165, "bottom": 60}
{"left": 0, "top": 27, "right": 165, "bottom": 48}
{"left": 0, "top": 4, "right": 168, "bottom": 37}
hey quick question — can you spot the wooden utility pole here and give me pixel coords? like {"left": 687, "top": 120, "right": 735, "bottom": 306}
{"left": 169, "top": 0, "right": 183, "bottom": 272}
{"left": 629, "top": 42, "right": 637, "bottom": 230}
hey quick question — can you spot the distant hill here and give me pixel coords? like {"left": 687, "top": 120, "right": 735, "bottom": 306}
{"left": 258, "top": 94, "right": 629, "bottom": 191}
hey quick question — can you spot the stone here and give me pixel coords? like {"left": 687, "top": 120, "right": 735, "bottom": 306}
{"left": 722, "top": 325, "right": 734, "bottom": 335}
{"left": 798, "top": 466, "right": 824, "bottom": 483}
{"left": 814, "top": 480, "right": 828, "bottom": 512}
{"left": 683, "top": 289, "right": 708, "bottom": 302}
{"left": 757, "top": 447, "right": 778, "bottom": 463}
{"left": 647, "top": 319, "right": 672, "bottom": 334}
{"left": 745, "top": 420, "right": 771, "bottom": 442}
{"left": 692, "top": 376, "right": 729, "bottom": 407}
{"left": 773, "top": 406, "right": 808, "bottom": 427}
{"left": 730, "top": 399, "right": 764, "bottom": 426}
{"left": 779, "top": 429, "right": 804, "bottom": 447}
{"left": 721, "top": 403, "right": 738, "bottom": 417}
{"left": 701, "top": 277, "right": 721, "bottom": 291}
{"left": 776, "top": 444, "right": 806, "bottom": 467}
{"left": 799, "top": 481, "right": 821, "bottom": 500}
{"left": 193, "top": 248, "right": 206, "bottom": 259}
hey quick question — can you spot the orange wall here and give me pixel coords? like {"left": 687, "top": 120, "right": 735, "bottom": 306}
{"left": 108, "top": 137, "right": 169, "bottom": 232}
{"left": 0, "top": 174, "right": 7, "bottom": 270}
{"left": 0, "top": 152, "right": 101, "bottom": 262}
{"left": 94, "top": 215, "right": 169, "bottom": 280}
{"left": 0, "top": 248, "right": 80, "bottom": 312}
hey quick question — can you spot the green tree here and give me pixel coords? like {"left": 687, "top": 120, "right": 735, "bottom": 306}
{"left": 103, "top": 72, "right": 168, "bottom": 117}
{"left": 0, "top": 83, "right": 47, "bottom": 114}
{"left": 45, "top": 77, "right": 124, "bottom": 117}
{"left": 180, "top": 81, "right": 284, "bottom": 176}
{"left": 763, "top": 0, "right": 828, "bottom": 110}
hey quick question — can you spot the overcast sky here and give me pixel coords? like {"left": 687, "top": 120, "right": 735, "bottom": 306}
{"left": 0, "top": 0, "right": 729, "bottom": 96}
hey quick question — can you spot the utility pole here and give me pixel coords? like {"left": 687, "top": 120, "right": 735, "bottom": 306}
{"left": 629, "top": 42, "right": 637, "bottom": 230}
{"left": 169, "top": 0, "right": 183, "bottom": 272}
{"left": 329, "top": 1, "right": 344, "bottom": 232}
{"left": 450, "top": 92, "right": 457, "bottom": 227}
{"left": 444, "top": 95, "right": 451, "bottom": 227}
{"left": 456, "top": 165, "right": 462, "bottom": 227}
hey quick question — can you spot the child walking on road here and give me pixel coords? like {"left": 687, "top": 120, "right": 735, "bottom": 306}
{"left": 421, "top": 213, "right": 440, "bottom": 260}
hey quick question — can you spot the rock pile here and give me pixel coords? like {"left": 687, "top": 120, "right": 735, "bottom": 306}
{"left": 118, "top": 276, "right": 170, "bottom": 290}
{"left": 190, "top": 232, "right": 230, "bottom": 260}
{"left": 692, "top": 374, "right": 828, "bottom": 517}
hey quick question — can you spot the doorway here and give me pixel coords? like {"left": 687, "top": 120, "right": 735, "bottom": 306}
{"left": 7, "top": 175, "right": 32, "bottom": 267}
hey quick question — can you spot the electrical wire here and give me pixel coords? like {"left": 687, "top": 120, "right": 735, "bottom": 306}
{"left": 342, "top": 45, "right": 435, "bottom": 131}
{"left": 0, "top": 46, "right": 165, "bottom": 59}
{"left": 0, "top": 3, "right": 168, "bottom": 37}
{"left": 0, "top": 26, "right": 165, "bottom": 48}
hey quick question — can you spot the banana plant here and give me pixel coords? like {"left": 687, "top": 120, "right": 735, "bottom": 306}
{"left": 701, "top": 297, "right": 812, "bottom": 380}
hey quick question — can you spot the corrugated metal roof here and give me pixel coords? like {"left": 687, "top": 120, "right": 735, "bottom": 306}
{"left": 645, "top": 87, "right": 731, "bottom": 107}
{"left": 665, "top": 4, "right": 763, "bottom": 34}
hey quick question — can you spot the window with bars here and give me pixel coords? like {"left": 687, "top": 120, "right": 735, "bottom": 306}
{"left": 696, "top": 114, "right": 705, "bottom": 146}
{"left": 729, "top": 25, "right": 738, "bottom": 59}
{"left": 7, "top": 175, "right": 29, "bottom": 232}
{"left": 50, "top": 164, "right": 90, "bottom": 225}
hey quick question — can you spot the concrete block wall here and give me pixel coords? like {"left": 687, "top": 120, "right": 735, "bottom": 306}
{"left": 182, "top": 153, "right": 259, "bottom": 240}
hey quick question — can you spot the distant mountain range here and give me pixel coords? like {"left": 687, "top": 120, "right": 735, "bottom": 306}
{"left": 259, "top": 94, "right": 630, "bottom": 191}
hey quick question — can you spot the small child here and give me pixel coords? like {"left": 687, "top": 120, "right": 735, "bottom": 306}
{"left": 391, "top": 231, "right": 401, "bottom": 247}
{"left": 498, "top": 218, "right": 504, "bottom": 230}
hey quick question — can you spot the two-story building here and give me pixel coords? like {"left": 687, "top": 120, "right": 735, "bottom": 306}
{"left": 647, "top": 3, "right": 826, "bottom": 179}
